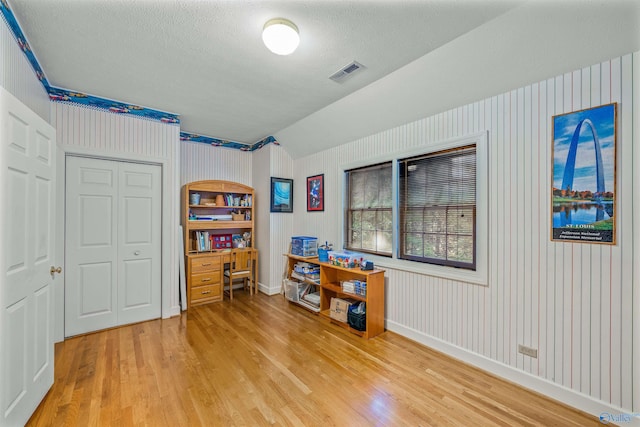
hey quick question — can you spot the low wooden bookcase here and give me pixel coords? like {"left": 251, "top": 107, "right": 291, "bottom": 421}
{"left": 284, "top": 254, "right": 385, "bottom": 339}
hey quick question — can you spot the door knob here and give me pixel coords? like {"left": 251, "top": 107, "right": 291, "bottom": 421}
{"left": 50, "top": 266, "right": 62, "bottom": 275}
{"left": 134, "top": 250, "right": 141, "bottom": 255}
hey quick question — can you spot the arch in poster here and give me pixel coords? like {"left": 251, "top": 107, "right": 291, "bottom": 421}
{"left": 560, "top": 118, "right": 605, "bottom": 197}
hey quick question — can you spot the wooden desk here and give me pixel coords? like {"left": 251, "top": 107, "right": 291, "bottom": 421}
{"left": 186, "top": 248, "right": 258, "bottom": 307}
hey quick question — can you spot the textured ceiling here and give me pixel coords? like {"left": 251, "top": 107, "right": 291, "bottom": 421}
{"left": 8, "top": 0, "right": 520, "bottom": 153}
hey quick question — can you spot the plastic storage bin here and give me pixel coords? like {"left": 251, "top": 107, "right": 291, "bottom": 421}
{"left": 283, "top": 279, "right": 302, "bottom": 302}
{"left": 348, "top": 303, "right": 366, "bottom": 331}
{"left": 327, "top": 251, "right": 364, "bottom": 268}
{"left": 318, "top": 247, "right": 329, "bottom": 262}
{"left": 291, "top": 236, "right": 318, "bottom": 257}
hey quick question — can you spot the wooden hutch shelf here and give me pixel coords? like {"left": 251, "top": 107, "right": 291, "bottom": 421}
{"left": 182, "top": 180, "right": 256, "bottom": 307}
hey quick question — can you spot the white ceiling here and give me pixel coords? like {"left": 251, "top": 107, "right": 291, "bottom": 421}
{"left": 8, "top": 0, "right": 521, "bottom": 154}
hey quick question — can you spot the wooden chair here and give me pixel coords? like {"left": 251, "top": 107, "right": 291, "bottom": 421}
{"left": 223, "top": 248, "right": 254, "bottom": 300}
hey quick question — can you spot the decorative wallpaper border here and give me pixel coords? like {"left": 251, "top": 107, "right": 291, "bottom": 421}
{"left": 1, "top": 1, "right": 277, "bottom": 151}
{"left": 49, "top": 87, "right": 180, "bottom": 124}
{"left": 180, "top": 133, "right": 278, "bottom": 151}
{"left": 0, "top": 2, "right": 180, "bottom": 125}
{"left": 0, "top": 0, "right": 50, "bottom": 87}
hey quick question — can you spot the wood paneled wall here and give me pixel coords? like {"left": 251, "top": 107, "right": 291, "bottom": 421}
{"left": 266, "top": 145, "right": 294, "bottom": 294}
{"left": 288, "top": 54, "right": 637, "bottom": 415}
{"left": 51, "top": 103, "right": 181, "bottom": 323}
{"left": 0, "top": 16, "right": 49, "bottom": 120}
{"left": 180, "top": 141, "right": 295, "bottom": 296}
{"left": 4, "top": 10, "right": 636, "bottom": 415}
{"left": 179, "top": 140, "right": 252, "bottom": 186}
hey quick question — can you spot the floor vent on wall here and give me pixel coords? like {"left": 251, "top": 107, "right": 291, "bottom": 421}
{"left": 329, "top": 61, "right": 366, "bottom": 82}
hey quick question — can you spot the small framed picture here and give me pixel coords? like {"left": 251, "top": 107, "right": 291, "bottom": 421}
{"left": 306, "top": 174, "right": 324, "bottom": 212}
{"left": 270, "top": 177, "right": 293, "bottom": 213}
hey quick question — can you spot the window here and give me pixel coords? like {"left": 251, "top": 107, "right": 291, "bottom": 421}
{"left": 399, "top": 145, "right": 476, "bottom": 270}
{"left": 345, "top": 162, "right": 393, "bottom": 256}
{"left": 341, "top": 132, "right": 487, "bottom": 284}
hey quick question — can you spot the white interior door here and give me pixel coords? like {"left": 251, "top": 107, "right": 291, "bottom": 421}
{"left": 65, "top": 157, "right": 118, "bottom": 336}
{"left": 117, "top": 162, "right": 162, "bottom": 325}
{"left": 65, "top": 157, "right": 161, "bottom": 337}
{"left": 0, "top": 87, "right": 57, "bottom": 426}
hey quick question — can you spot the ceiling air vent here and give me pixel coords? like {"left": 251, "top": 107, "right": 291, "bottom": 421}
{"left": 329, "top": 61, "right": 365, "bottom": 82}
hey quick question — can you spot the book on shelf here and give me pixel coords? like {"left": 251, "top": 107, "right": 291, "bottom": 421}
{"left": 191, "top": 214, "right": 233, "bottom": 221}
{"left": 194, "top": 231, "right": 216, "bottom": 251}
{"left": 303, "top": 292, "right": 320, "bottom": 306}
{"left": 291, "top": 271, "right": 305, "bottom": 282}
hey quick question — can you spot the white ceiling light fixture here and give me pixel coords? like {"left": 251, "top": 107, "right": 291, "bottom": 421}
{"left": 262, "top": 18, "right": 300, "bottom": 55}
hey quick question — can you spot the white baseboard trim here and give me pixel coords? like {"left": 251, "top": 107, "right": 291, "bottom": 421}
{"left": 166, "top": 306, "right": 181, "bottom": 318}
{"left": 258, "top": 281, "right": 282, "bottom": 296}
{"left": 386, "top": 320, "right": 640, "bottom": 427}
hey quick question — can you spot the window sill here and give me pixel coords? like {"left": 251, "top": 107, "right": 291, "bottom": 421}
{"left": 365, "top": 254, "right": 488, "bottom": 286}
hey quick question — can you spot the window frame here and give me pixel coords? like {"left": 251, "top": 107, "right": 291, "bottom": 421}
{"left": 341, "top": 131, "right": 488, "bottom": 286}
{"left": 344, "top": 162, "right": 393, "bottom": 257}
{"left": 398, "top": 145, "right": 477, "bottom": 270}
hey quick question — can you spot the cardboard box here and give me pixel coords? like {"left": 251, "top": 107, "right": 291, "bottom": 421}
{"left": 330, "top": 297, "right": 357, "bottom": 323}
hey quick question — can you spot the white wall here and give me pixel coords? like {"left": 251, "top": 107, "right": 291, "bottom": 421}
{"left": 4, "top": 5, "right": 639, "bottom": 421}
{"left": 284, "top": 53, "right": 638, "bottom": 421}
{"left": 275, "top": 1, "right": 640, "bottom": 159}
{"left": 179, "top": 141, "right": 258, "bottom": 288}
{"left": 50, "top": 103, "right": 181, "bottom": 341}
{"left": 180, "top": 141, "right": 252, "bottom": 186}
{"left": 251, "top": 144, "right": 272, "bottom": 292}
{"left": 3, "top": 12, "right": 184, "bottom": 341}
{"left": 179, "top": 141, "right": 294, "bottom": 296}
{"left": 0, "top": 16, "right": 49, "bottom": 119}
{"left": 2, "top": 16, "right": 61, "bottom": 340}
{"left": 266, "top": 145, "right": 294, "bottom": 295}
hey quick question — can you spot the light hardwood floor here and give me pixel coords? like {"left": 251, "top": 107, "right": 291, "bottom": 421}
{"left": 28, "top": 292, "right": 600, "bottom": 426}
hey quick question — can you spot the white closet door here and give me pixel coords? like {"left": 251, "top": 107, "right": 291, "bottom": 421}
{"left": 117, "top": 162, "right": 161, "bottom": 325}
{"left": 65, "top": 157, "right": 161, "bottom": 337}
{"left": 0, "top": 86, "right": 56, "bottom": 426}
{"left": 65, "top": 156, "right": 118, "bottom": 336}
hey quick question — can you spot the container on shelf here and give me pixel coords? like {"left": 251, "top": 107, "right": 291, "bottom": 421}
{"left": 318, "top": 247, "right": 329, "bottom": 262}
{"left": 291, "top": 236, "right": 318, "bottom": 257}
{"left": 283, "top": 279, "right": 302, "bottom": 302}
{"left": 348, "top": 303, "right": 366, "bottom": 331}
{"left": 329, "top": 297, "right": 358, "bottom": 323}
{"left": 327, "top": 251, "right": 364, "bottom": 268}
{"left": 190, "top": 193, "right": 201, "bottom": 205}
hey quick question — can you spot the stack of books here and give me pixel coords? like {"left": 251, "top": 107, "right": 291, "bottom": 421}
{"left": 341, "top": 280, "right": 366, "bottom": 296}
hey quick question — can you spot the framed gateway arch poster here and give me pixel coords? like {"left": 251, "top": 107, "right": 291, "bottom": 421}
{"left": 551, "top": 103, "right": 616, "bottom": 244}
